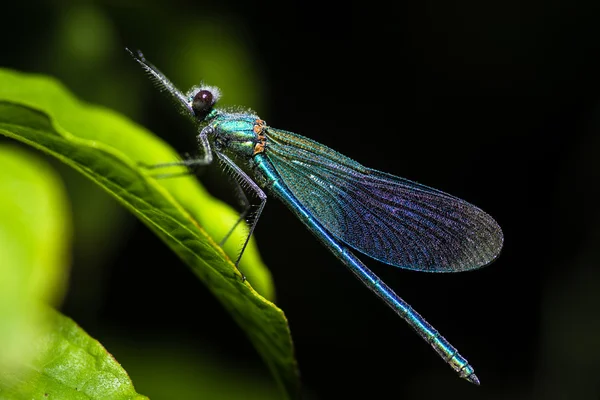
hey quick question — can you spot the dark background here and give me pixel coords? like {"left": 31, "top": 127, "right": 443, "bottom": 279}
{"left": 3, "top": 1, "right": 600, "bottom": 399}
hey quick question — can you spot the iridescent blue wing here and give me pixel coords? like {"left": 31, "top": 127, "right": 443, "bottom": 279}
{"left": 265, "top": 128, "right": 503, "bottom": 272}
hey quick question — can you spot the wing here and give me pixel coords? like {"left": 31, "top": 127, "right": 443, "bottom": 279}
{"left": 265, "top": 128, "right": 503, "bottom": 272}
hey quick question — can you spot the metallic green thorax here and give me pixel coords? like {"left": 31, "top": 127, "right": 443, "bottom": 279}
{"left": 206, "top": 110, "right": 263, "bottom": 160}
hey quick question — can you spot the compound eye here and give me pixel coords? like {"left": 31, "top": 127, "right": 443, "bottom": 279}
{"left": 192, "top": 90, "right": 214, "bottom": 117}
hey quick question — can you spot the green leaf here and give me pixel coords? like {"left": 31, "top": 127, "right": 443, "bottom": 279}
{"left": 0, "top": 68, "right": 299, "bottom": 399}
{"left": 0, "top": 145, "right": 70, "bottom": 370}
{"left": 0, "top": 145, "right": 147, "bottom": 399}
{"left": 0, "top": 306, "right": 149, "bottom": 400}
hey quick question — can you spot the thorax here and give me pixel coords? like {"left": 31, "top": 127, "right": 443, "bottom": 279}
{"left": 208, "top": 111, "right": 267, "bottom": 160}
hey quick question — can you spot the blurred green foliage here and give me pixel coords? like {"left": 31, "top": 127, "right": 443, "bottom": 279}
{"left": 0, "top": 146, "right": 70, "bottom": 371}
{"left": 0, "top": 146, "right": 147, "bottom": 399}
{"left": 110, "top": 340, "right": 282, "bottom": 400}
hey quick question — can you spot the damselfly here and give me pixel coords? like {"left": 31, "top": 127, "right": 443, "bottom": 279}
{"left": 128, "top": 49, "right": 503, "bottom": 385}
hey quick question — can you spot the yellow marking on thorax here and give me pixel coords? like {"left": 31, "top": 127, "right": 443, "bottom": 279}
{"left": 253, "top": 119, "right": 267, "bottom": 155}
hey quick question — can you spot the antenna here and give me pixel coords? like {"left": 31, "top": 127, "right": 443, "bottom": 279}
{"left": 126, "top": 48, "right": 194, "bottom": 116}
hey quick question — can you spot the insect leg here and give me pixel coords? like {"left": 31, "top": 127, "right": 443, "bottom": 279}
{"left": 141, "top": 128, "right": 214, "bottom": 179}
{"left": 215, "top": 151, "right": 267, "bottom": 269}
{"left": 219, "top": 176, "right": 252, "bottom": 247}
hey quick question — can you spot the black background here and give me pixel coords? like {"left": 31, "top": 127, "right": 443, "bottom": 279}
{"left": 3, "top": 1, "right": 600, "bottom": 399}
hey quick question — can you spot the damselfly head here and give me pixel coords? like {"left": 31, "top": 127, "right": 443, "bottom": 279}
{"left": 186, "top": 85, "right": 221, "bottom": 120}
{"left": 126, "top": 48, "right": 223, "bottom": 121}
